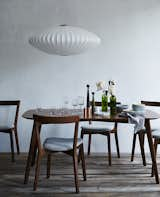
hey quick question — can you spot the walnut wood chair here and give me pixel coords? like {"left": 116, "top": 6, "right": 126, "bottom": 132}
{"left": 81, "top": 101, "right": 121, "bottom": 166}
{"left": 131, "top": 101, "right": 160, "bottom": 167}
{"left": 0, "top": 100, "right": 20, "bottom": 162}
{"left": 32, "top": 115, "right": 86, "bottom": 193}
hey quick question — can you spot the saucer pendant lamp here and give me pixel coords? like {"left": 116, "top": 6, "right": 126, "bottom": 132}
{"left": 29, "top": 25, "right": 101, "bottom": 56}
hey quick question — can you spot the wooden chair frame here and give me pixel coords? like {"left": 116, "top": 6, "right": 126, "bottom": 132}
{"left": 131, "top": 101, "right": 160, "bottom": 167}
{"left": 0, "top": 100, "right": 20, "bottom": 162}
{"left": 32, "top": 115, "right": 86, "bottom": 193}
{"left": 81, "top": 101, "right": 121, "bottom": 166}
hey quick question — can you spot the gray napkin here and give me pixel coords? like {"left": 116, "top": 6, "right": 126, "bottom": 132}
{"left": 127, "top": 112, "right": 145, "bottom": 134}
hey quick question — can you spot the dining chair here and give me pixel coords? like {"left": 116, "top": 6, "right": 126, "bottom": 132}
{"left": 81, "top": 101, "right": 121, "bottom": 166}
{"left": 130, "top": 101, "right": 160, "bottom": 167}
{"left": 32, "top": 114, "right": 86, "bottom": 193}
{"left": 0, "top": 100, "right": 20, "bottom": 162}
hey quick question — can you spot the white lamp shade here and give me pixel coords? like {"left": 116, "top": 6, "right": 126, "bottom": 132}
{"left": 29, "top": 25, "right": 101, "bottom": 56}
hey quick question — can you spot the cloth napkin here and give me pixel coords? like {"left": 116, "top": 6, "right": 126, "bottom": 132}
{"left": 127, "top": 112, "right": 145, "bottom": 134}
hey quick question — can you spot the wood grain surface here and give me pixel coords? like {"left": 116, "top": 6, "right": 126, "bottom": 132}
{"left": 0, "top": 153, "right": 160, "bottom": 196}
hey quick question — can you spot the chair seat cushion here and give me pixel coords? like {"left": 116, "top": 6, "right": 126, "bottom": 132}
{"left": 152, "top": 130, "right": 160, "bottom": 139}
{"left": 0, "top": 126, "right": 13, "bottom": 132}
{"left": 138, "top": 128, "right": 159, "bottom": 133}
{"left": 81, "top": 125, "right": 113, "bottom": 133}
{"left": 43, "top": 137, "right": 83, "bottom": 152}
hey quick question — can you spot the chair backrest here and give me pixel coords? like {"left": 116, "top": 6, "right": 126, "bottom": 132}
{"left": 141, "top": 101, "right": 160, "bottom": 107}
{"left": 0, "top": 100, "right": 20, "bottom": 128}
{"left": 90, "top": 101, "right": 121, "bottom": 106}
{"left": 33, "top": 115, "right": 80, "bottom": 152}
{"left": 89, "top": 101, "right": 121, "bottom": 129}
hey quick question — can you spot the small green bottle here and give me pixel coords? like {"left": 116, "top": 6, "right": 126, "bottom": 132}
{"left": 110, "top": 94, "right": 117, "bottom": 116}
{"left": 102, "top": 90, "right": 108, "bottom": 112}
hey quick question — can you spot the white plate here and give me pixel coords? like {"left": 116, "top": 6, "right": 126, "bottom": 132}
{"left": 94, "top": 111, "right": 110, "bottom": 116}
{"left": 123, "top": 109, "right": 145, "bottom": 115}
{"left": 116, "top": 104, "right": 129, "bottom": 109}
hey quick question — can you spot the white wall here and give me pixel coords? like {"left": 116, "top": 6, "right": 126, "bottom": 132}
{"left": 0, "top": 0, "right": 160, "bottom": 153}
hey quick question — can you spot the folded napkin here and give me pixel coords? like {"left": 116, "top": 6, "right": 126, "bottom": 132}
{"left": 127, "top": 112, "right": 145, "bottom": 134}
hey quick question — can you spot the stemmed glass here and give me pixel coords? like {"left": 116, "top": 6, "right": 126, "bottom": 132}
{"left": 63, "top": 96, "right": 69, "bottom": 109}
{"left": 35, "top": 105, "right": 43, "bottom": 114}
{"left": 77, "top": 96, "right": 84, "bottom": 109}
{"left": 72, "top": 99, "right": 78, "bottom": 109}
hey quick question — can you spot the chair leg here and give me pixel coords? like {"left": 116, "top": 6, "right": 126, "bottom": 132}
{"left": 33, "top": 153, "right": 41, "bottom": 191}
{"left": 73, "top": 152, "right": 79, "bottom": 193}
{"left": 131, "top": 133, "right": 137, "bottom": 162}
{"left": 138, "top": 132, "right": 146, "bottom": 166}
{"left": 114, "top": 131, "right": 120, "bottom": 158}
{"left": 80, "top": 144, "right": 87, "bottom": 181}
{"left": 78, "top": 132, "right": 84, "bottom": 163}
{"left": 47, "top": 154, "right": 51, "bottom": 179}
{"left": 107, "top": 134, "right": 111, "bottom": 166}
{"left": 14, "top": 128, "right": 20, "bottom": 155}
{"left": 87, "top": 134, "right": 92, "bottom": 156}
{"left": 151, "top": 138, "right": 158, "bottom": 177}
{"left": 9, "top": 132, "right": 15, "bottom": 162}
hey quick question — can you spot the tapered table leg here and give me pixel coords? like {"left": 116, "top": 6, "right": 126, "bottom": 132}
{"left": 24, "top": 122, "right": 36, "bottom": 184}
{"left": 145, "top": 119, "right": 159, "bottom": 184}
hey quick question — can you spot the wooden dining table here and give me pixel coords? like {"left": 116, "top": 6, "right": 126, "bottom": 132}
{"left": 22, "top": 108, "right": 160, "bottom": 185}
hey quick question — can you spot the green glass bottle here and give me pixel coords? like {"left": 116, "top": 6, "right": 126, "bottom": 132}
{"left": 110, "top": 94, "right": 117, "bottom": 116}
{"left": 102, "top": 90, "right": 108, "bottom": 112}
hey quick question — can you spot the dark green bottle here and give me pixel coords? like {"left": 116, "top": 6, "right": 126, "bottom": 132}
{"left": 102, "top": 90, "right": 108, "bottom": 112}
{"left": 110, "top": 95, "right": 117, "bottom": 116}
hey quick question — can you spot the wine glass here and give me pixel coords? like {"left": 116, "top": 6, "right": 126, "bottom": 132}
{"left": 72, "top": 99, "right": 78, "bottom": 109}
{"left": 35, "top": 104, "right": 43, "bottom": 114}
{"left": 63, "top": 96, "right": 69, "bottom": 109}
{"left": 77, "top": 96, "right": 84, "bottom": 109}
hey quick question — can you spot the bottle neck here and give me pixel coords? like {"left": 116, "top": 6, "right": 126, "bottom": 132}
{"left": 111, "top": 94, "right": 115, "bottom": 97}
{"left": 103, "top": 90, "right": 108, "bottom": 96}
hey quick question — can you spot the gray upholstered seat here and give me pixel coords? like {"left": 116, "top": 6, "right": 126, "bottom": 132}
{"left": 137, "top": 128, "right": 159, "bottom": 133}
{"left": 43, "top": 137, "right": 83, "bottom": 151}
{"left": 0, "top": 125, "right": 13, "bottom": 131}
{"left": 152, "top": 130, "right": 160, "bottom": 139}
{"left": 81, "top": 124, "right": 113, "bottom": 133}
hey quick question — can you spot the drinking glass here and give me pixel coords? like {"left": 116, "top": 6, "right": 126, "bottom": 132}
{"left": 77, "top": 96, "right": 84, "bottom": 109}
{"left": 72, "top": 99, "right": 78, "bottom": 109}
{"left": 35, "top": 105, "right": 43, "bottom": 114}
{"left": 63, "top": 96, "right": 69, "bottom": 109}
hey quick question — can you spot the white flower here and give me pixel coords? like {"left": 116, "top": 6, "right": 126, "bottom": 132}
{"left": 96, "top": 81, "right": 106, "bottom": 91}
{"left": 108, "top": 80, "right": 116, "bottom": 95}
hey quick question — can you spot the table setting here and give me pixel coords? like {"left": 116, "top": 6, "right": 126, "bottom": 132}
{"left": 22, "top": 79, "right": 160, "bottom": 187}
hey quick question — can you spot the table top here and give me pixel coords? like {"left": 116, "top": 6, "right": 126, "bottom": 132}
{"left": 22, "top": 108, "right": 160, "bottom": 123}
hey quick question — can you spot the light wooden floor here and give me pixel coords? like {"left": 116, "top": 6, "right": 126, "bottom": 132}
{"left": 1, "top": 153, "right": 160, "bottom": 197}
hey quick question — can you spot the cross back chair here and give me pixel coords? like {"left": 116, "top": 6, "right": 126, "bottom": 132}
{"left": 0, "top": 100, "right": 20, "bottom": 162}
{"left": 32, "top": 114, "right": 86, "bottom": 193}
{"left": 81, "top": 101, "right": 121, "bottom": 166}
{"left": 131, "top": 101, "right": 160, "bottom": 168}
